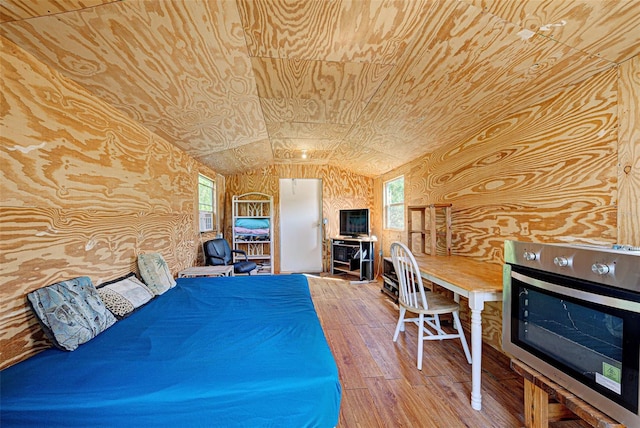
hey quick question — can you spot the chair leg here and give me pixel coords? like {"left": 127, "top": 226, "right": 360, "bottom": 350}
{"left": 417, "top": 313, "right": 424, "bottom": 370}
{"left": 393, "top": 308, "right": 406, "bottom": 342}
{"left": 453, "top": 312, "right": 472, "bottom": 364}
{"left": 433, "top": 314, "right": 443, "bottom": 340}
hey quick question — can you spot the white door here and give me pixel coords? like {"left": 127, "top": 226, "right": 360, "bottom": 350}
{"left": 279, "top": 179, "right": 323, "bottom": 273}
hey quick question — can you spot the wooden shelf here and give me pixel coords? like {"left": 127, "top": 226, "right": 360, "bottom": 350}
{"left": 407, "top": 204, "right": 451, "bottom": 255}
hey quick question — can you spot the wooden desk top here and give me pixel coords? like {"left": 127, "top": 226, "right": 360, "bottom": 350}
{"left": 412, "top": 254, "right": 504, "bottom": 295}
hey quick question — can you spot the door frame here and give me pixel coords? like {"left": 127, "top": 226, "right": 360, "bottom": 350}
{"left": 278, "top": 178, "right": 323, "bottom": 273}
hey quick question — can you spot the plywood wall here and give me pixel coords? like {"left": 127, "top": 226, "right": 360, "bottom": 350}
{"left": 2, "top": 0, "right": 638, "bottom": 177}
{"left": 225, "top": 164, "right": 375, "bottom": 273}
{"left": 2, "top": 24, "right": 636, "bottom": 369}
{"left": 618, "top": 56, "right": 640, "bottom": 247}
{"left": 0, "top": 37, "right": 218, "bottom": 368}
{"left": 375, "top": 64, "right": 631, "bottom": 349}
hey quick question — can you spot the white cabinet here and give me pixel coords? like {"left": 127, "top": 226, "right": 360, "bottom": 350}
{"left": 232, "top": 193, "right": 273, "bottom": 275}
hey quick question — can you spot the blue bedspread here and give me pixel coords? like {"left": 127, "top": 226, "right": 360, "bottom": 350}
{"left": 1, "top": 274, "right": 341, "bottom": 427}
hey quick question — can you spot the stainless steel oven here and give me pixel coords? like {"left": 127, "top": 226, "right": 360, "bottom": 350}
{"left": 503, "top": 240, "right": 640, "bottom": 427}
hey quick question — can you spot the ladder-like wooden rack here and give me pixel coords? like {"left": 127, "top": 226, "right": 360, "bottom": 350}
{"left": 407, "top": 204, "right": 452, "bottom": 255}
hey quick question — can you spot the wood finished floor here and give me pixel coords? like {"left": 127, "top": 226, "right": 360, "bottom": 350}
{"left": 307, "top": 275, "right": 527, "bottom": 428}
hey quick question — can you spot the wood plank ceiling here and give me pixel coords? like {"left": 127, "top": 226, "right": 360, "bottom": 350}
{"left": 1, "top": 0, "right": 639, "bottom": 177}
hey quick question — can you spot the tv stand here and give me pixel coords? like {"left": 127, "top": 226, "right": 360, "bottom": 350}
{"left": 330, "top": 237, "right": 375, "bottom": 282}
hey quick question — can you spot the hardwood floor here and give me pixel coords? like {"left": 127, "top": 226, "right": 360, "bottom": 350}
{"left": 307, "top": 275, "right": 526, "bottom": 428}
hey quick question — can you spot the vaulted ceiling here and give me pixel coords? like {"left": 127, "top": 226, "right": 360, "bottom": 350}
{"left": 1, "top": 0, "right": 639, "bottom": 177}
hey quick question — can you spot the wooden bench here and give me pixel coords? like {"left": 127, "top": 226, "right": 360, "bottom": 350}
{"left": 511, "top": 359, "right": 625, "bottom": 428}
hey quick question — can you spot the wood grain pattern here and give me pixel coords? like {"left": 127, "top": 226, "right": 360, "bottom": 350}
{"left": 512, "top": 360, "right": 626, "bottom": 428}
{"left": 412, "top": 254, "right": 503, "bottom": 294}
{"left": 0, "top": 0, "right": 269, "bottom": 175}
{"left": 309, "top": 276, "right": 526, "bottom": 427}
{"left": 195, "top": 139, "right": 273, "bottom": 176}
{"left": 1, "top": 0, "right": 638, "bottom": 370}
{"left": 251, "top": 57, "right": 392, "bottom": 102}
{"left": 376, "top": 67, "right": 620, "bottom": 350}
{"left": 617, "top": 56, "right": 640, "bottom": 247}
{"left": 266, "top": 121, "right": 352, "bottom": 140}
{"left": 413, "top": 254, "right": 505, "bottom": 345}
{"left": 260, "top": 97, "right": 366, "bottom": 125}
{"left": 2, "top": 1, "right": 637, "bottom": 176}
{"left": 472, "top": 0, "right": 640, "bottom": 64}
{"left": 225, "top": 164, "right": 375, "bottom": 274}
{"left": 350, "top": 1, "right": 614, "bottom": 160}
{"left": 0, "top": 0, "right": 110, "bottom": 23}
{"left": 271, "top": 138, "right": 339, "bottom": 162}
{"left": 0, "top": 38, "right": 215, "bottom": 368}
{"left": 237, "top": 0, "right": 434, "bottom": 64}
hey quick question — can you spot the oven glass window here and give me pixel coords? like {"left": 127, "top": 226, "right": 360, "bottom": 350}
{"left": 511, "top": 275, "right": 639, "bottom": 413}
{"left": 520, "top": 287, "right": 622, "bottom": 393}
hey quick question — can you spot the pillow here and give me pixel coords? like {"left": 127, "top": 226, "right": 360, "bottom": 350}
{"left": 27, "top": 276, "right": 117, "bottom": 351}
{"left": 234, "top": 218, "right": 270, "bottom": 229}
{"left": 97, "top": 273, "right": 154, "bottom": 319}
{"left": 137, "top": 253, "right": 176, "bottom": 295}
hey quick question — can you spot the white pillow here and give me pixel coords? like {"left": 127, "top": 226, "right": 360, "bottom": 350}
{"left": 97, "top": 274, "right": 155, "bottom": 319}
{"left": 137, "top": 253, "right": 176, "bottom": 295}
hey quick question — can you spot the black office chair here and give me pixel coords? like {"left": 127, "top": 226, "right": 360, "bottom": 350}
{"left": 203, "top": 238, "right": 257, "bottom": 275}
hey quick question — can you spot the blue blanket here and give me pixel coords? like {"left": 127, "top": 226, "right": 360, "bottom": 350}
{"left": 1, "top": 274, "right": 341, "bottom": 427}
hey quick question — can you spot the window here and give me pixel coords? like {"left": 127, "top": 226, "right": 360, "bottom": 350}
{"left": 384, "top": 176, "right": 404, "bottom": 230}
{"left": 198, "top": 174, "right": 215, "bottom": 232}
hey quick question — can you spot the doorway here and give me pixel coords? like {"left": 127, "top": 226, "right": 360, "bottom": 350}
{"left": 279, "top": 179, "right": 323, "bottom": 273}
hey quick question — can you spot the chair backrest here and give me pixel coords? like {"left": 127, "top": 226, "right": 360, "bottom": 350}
{"left": 203, "top": 238, "right": 232, "bottom": 265}
{"left": 390, "top": 242, "right": 429, "bottom": 311}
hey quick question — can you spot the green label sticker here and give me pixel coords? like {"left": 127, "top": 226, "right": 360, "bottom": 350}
{"left": 602, "top": 362, "right": 621, "bottom": 383}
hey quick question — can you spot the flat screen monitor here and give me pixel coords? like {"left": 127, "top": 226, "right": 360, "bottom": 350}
{"left": 339, "top": 209, "right": 369, "bottom": 237}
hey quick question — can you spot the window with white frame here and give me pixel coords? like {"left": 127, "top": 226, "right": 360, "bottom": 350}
{"left": 198, "top": 174, "right": 215, "bottom": 232}
{"left": 384, "top": 176, "right": 404, "bottom": 230}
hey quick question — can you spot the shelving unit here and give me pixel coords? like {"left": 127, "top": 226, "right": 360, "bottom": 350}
{"left": 407, "top": 203, "right": 452, "bottom": 255}
{"left": 232, "top": 192, "right": 273, "bottom": 275}
{"left": 381, "top": 257, "right": 399, "bottom": 303}
{"left": 330, "top": 237, "right": 375, "bottom": 282}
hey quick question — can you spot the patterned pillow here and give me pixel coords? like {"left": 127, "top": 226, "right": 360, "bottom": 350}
{"left": 97, "top": 273, "right": 155, "bottom": 319}
{"left": 27, "top": 276, "right": 117, "bottom": 351}
{"left": 137, "top": 253, "right": 176, "bottom": 295}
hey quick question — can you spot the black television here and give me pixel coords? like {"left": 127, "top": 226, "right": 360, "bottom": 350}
{"left": 339, "top": 208, "right": 369, "bottom": 237}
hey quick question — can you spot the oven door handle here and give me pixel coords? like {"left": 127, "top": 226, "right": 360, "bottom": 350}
{"left": 512, "top": 271, "right": 640, "bottom": 313}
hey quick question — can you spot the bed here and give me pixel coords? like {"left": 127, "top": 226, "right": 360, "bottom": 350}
{"left": 0, "top": 274, "right": 341, "bottom": 427}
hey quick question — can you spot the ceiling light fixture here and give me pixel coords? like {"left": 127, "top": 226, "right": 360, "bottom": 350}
{"left": 301, "top": 150, "right": 308, "bottom": 159}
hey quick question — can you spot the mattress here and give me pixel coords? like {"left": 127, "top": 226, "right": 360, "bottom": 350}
{"left": 1, "top": 274, "right": 341, "bottom": 427}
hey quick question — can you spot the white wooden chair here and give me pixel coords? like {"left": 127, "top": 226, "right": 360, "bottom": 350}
{"left": 391, "top": 241, "right": 472, "bottom": 370}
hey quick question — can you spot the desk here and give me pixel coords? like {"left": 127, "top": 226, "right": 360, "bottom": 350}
{"left": 178, "top": 266, "right": 234, "bottom": 278}
{"left": 413, "top": 254, "right": 503, "bottom": 411}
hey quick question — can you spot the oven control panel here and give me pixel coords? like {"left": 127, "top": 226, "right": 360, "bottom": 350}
{"left": 504, "top": 240, "right": 639, "bottom": 292}
{"left": 592, "top": 262, "right": 612, "bottom": 275}
{"left": 553, "top": 256, "right": 571, "bottom": 268}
